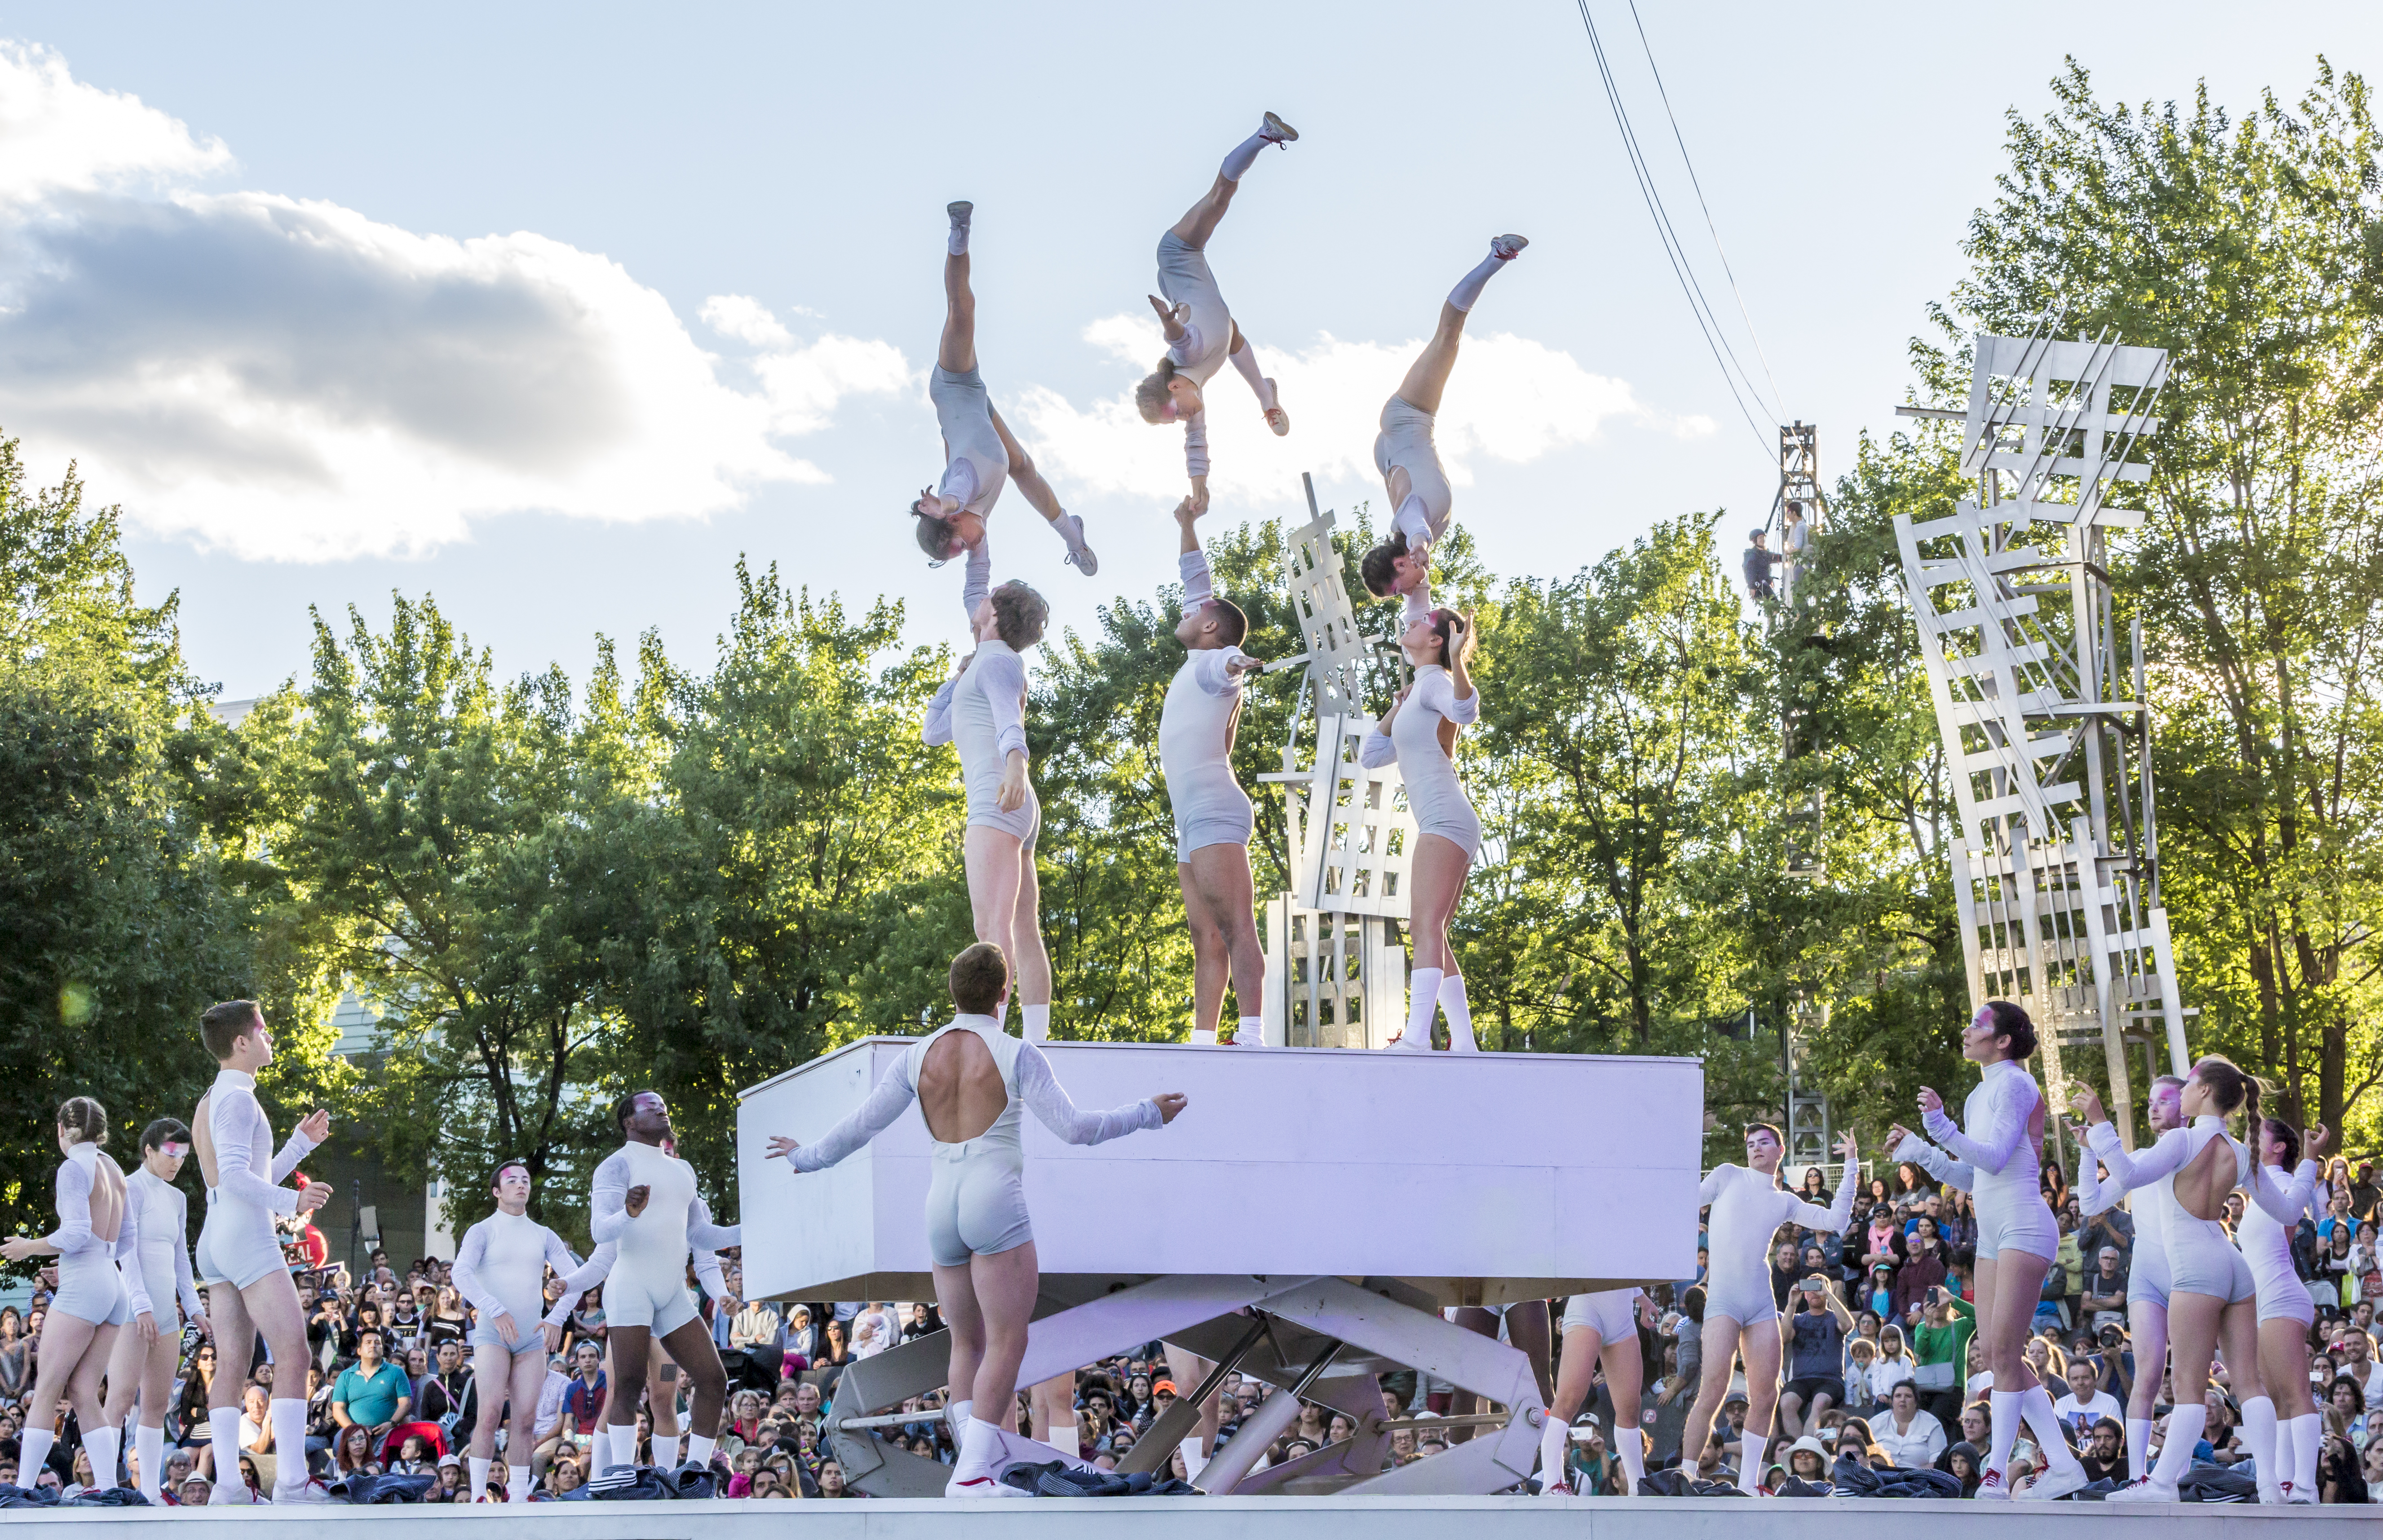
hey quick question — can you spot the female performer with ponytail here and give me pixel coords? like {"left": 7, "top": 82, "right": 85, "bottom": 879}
{"left": 2241, "top": 1114, "right": 2329, "bottom": 1501}
{"left": 102, "top": 1120, "right": 208, "bottom": 1500}
{"left": 1361, "top": 607, "right": 1480, "bottom": 1054}
{"left": 2070, "top": 1055, "right": 2301, "bottom": 1502}
{"left": 1887, "top": 1001, "right": 2091, "bottom": 1501}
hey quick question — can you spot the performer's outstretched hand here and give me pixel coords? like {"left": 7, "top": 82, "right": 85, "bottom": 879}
{"left": 1915, "top": 1087, "right": 1944, "bottom": 1116}
{"left": 2303, "top": 1123, "right": 2331, "bottom": 1160}
{"left": 298, "top": 1109, "right": 332, "bottom": 1143}
{"left": 765, "top": 1135, "right": 802, "bottom": 1162}
{"left": 1835, "top": 1130, "right": 1859, "bottom": 1162}
{"left": 2065, "top": 1086, "right": 2107, "bottom": 1127}
{"left": 1886, "top": 1122, "right": 1916, "bottom": 1152}
{"left": 1152, "top": 1093, "right": 1188, "bottom": 1124}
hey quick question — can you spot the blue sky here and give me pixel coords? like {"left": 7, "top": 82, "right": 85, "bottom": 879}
{"left": 2, "top": 3, "right": 2374, "bottom": 697}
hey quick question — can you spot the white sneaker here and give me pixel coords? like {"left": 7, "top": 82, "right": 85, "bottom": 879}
{"left": 1538, "top": 1479, "right": 1573, "bottom": 1497}
{"left": 1056, "top": 512, "right": 1098, "bottom": 576}
{"left": 272, "top": 1479, "right": 335, "bottom": 1505}
{"left": 2014, "top": 1460, "right": 2088, "bottom": 1500}
{"left": 1260, "top": 111, "right": 1299, "bottom": 145}
{"left": 1385, "top": 1032, "right": 1433, "bottom": 1053}
{"left": 1260, "top": 379, "right": 1290, "bottom": 437}
{"left": 2281, "top": 1480, "right": 2314, "bottom": 1504}
{"left": 945, "top": 1471, "right": 1030, "bottom": 1499}
{"left": 1491, "top": 234, "right": 1529, "bottom": 261}
{"left": 2103, "top": 1474, "right": 2178, "bottom": 1502}
{"left": 1971, "top": 1467, "right": 2011, "bottom": 1501}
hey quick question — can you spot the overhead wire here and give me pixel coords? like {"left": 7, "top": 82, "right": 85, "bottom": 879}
{"left": 1622, "top": 0, "right": 1788, "bottom": 420}
{"left": 1569, "top": 0, "right": 1777, "bottom": 462}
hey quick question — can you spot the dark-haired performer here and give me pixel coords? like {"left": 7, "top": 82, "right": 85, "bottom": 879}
{"left": 190, "top": 1001, "right": 332, "bottom": 1503}
{"left": 2067, "top": 1055, "right": 2294, "bottom": 1502}
{"left": 925, "top": 545, "right": 1058, "bottom": 1040}
{"left": 909, "top": 200, "right": 1097, "bottom": 575}
{"left": 767, "top": 943, "right": 1185, "bottom": 1497}
{"left": 1888, "top": 1000, "right": 2088, "bottom": 1502}
{"left": 3, "top": 1099, "right": 154, "bottom": 1494}
{"left": 1357, "top": 236, "right": 1528, "bottom": 617}
{"left": 1134, "top": 113, "right": 1296, "bottom": 510}
{"left": 1163, "top": 498, "right": 1267, "bottom": 1046}
{"left": 452, "top": 1160, "right": 583, "bottom": 1501}
{"left": 1677, "top": 1125, "right": 1858, "bottom": 1494}
{"left": 588, "top": 1092, "right": 736, "bottom": 1478}
{"left": 102, "top": 1118, "right": 208, "bottom": 1500}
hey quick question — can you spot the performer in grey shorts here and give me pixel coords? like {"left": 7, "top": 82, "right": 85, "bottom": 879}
{"left": 912, "top": 201, "right": 1099, "bottom": 577}
{"left": 1161, "top": 496, "right": 1267, "bottom": 1046}
{"left": 924, "top": 541, "right": 1059, "bottom": 1041}
{"left": 1358, "top": 235, "right": 1530, "bottom": 619}
{"left": 1134, "top": 112, "right": 1297, "bottom": 512}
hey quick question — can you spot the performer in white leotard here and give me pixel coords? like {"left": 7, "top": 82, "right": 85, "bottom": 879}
{"left": 188, "top": 1000, "right": 332, "bottom": 1504}
{"left": 1678, "top": 1127, "right": 1857, "bottom": 1493}
{"left": 1162, "top": 497, "right": 1267, "bottom": 1046}
{"left": 2072, "top": 1056, "right": 2295, "bottom": 1503}
{"left": 1357, "top": 235, "right": 1528, "bottom": 614}
{"left": 767, "top": 943, "right": 1185, "bottom": 1498}
{"left": 2244, "top": 1116, "right": 2329, "bottom": 1502}
{"left": 1539, "top": 1288, "right": 1656, "bottom": 1496}
{"left": 452, "top": 1159, "right": 584, "bottom": 1501}
{"left": 98, "top": 1118, "right": 208, "bottom": 1500}
{"left": 587, "top": 1092, "right": 737, "bottom": 1479}
{"left": 1362, "top": 608, "right": 1481, "bottom": 1054}
{"left": 2, "top": 1099, "right": 155, "bottom": 1495}
{"left": 924, "top": 543, "right": 1057, "bottom": 1041}
{"left": 1134, "top": 112, "right": 1296, "bottom": 508}
{"left": 544, "top": 1234, "right": 729, "bottom": 1472}
{"left": 2070, "top": 1073, "right": 2183, "bottom": 1480}
{"left": 1887, "top": 1000, "right": 2089, "bottom": 1501}
{"left": 911, "top": 201, "right": 1097, "bottom": 575}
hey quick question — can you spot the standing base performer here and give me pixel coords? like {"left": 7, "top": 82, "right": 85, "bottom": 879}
{"left": 1163, "top": 497, "right": 1266, "bottom": 1046}
{"left": 912, "top": 201, "right": 1097, "bottom": 575}
{"left": 769, "top": 943, "right": 1185, "bottom": 1496}
{"left": 1539, "top": 1289, "right": 1654, "bottom": 1495}
{"left": 453, "top": 1160, "right": 585, "bottom": 1501}
{"left": 1136, "top": 112, "right": 1298, "bottom": 510}
{"left": 100, "top": 1119, "right": 207, "bottom": 1500}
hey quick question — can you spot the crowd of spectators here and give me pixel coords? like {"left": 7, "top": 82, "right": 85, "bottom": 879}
{"left": 1, "top": 1148, "right": 2377, "bottom": 1504}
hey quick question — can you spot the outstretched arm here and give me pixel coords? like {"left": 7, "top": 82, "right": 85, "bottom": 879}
{"left": 1015, "top": 1044, "right": 1165, "bottom": 1145}
{"left": 544, "top": 1242, "right": 614, "bottom": 1328}
{"left": 2080, "top": 1119, "right": 2189, "bottom": 1192}
{"left": 1921, "top": 1074, "right": 2030, "bottom": 1175}
{"left": 777, "top": 1059, "right": 921, "bottom": 1174}
{"left": 1782, "top": 1138, "right": 1860, "bottom": 1233}
{"left": 2247, "top": 1159, "right": 2319, "bottom": 1226}
{"left": 1888, "top": 1128, "right": 1975, "bottom": 1192}
{"left": 962, "top": 538, "right": 991, "bottom": 622}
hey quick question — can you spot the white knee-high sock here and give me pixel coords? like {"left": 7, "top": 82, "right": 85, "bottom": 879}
{"left": 133, "top": 1422, "right": 164, "bottom": 1499}
{"left": 1220, "top": 128, "right": 1274, "bottom": 182}
{"left": 2149, "top": 1402, "right": 2202, "bottom": 1487}
{"left": 1615, "top": 1426, "right": 1645, "bottom": 1493}
{"left": 685, "top": 1433, "right": 716, "bottom": 1469}
{"left": 208, "top": 1407, "right": 243, "bottom": 1474}
{"left": 268, "top": 1399, "right": 308, "bottom": 1490}
{"left": 948, "top": 1398, "right": 973, "bottom": 1432}
{"left": 1736, "top": 1424, "right": 1768, "bottom": 1492}
{"left": 1538, "top": 1416, "right": 1567, "bottom": 1487}
{"left": 1438, "top": 972, "right": 1478, "bottom": 1052}
{"left": 1227, "top": 340, "right": 1275, "bottom": 409}
{"left": 1401, "top": 967, "right": 1443, "bottom": 1049}
{"left": 1190, "top": 1025, "right": 1217, "bottom": 1045}
{"left": 469, "top": 1456, "right": 491, "bottom": 1500}
{"left": 18, "top": 1427, "right": 53, "bottom": 1488}
{"left": 947, "top": 203, "right": 971, "bottom": 257}
{"left": 2126, "top": 1417, "right": 2151, "bottom": 1480}
{"left": 82, "top": 1425, "right": 120, "bottom": 1490}
{"left": 2238, "top": 1394, "right": 2277, "bottom": 1498}
{"left": 1986, "top": 1389, "right": 2022, "bottom": 1476}
{"left": 1448, "top": 253, "right": 1506, "bottom": 313}
{"left": 1236, "top": 1015, "right": 1265, "bottom": 1047}
{"left": 959, "top": 1416, "right": 1005, "bottom": 1480}
{"left": 606, "top": 1421, "right": 634, "bottom": 1470}
{"left": 507, "top": 1462, "right": 531, "bottom": 1502}
{"left": 1022, "top": 1003, "right": 1050, "bottom": 1041}
{"left": 2288, "top": 1411, "right": 2321, "bottom": 1495}
{"left": 2019, "top": 1384, "right": 2082, "bottom": 1473}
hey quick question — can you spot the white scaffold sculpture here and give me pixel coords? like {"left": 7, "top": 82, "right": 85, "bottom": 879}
{"left": 1892, "top": 322, "right": 2192, "bottom": 1146}
{"left": 1257, "top": 481, "right": 1418, "bottom": 1050}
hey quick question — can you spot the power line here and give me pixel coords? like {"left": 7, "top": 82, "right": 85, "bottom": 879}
{"left": 1570, "top": 0, "right": 1776, "bottom": 460}
{"left": 1623, "top": 0, "right": 1789, "bottom": 419}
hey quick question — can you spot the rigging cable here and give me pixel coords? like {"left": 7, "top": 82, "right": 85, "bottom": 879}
{"left": 1570, "top": 0, "right": 1777, "bottom": 459}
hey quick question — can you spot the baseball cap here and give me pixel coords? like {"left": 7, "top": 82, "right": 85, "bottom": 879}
{"left": 1152, "top": 1379, "right": 1177, "bottom": 1396}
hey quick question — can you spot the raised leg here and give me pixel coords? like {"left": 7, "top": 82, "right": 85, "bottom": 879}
{"left": 987, "top": 407, "right": 1065, "bottom": 525}
{"left": 939, "top": 251, "right": 977, "bottom": 375}
{"left": 1170, "top": 172, "right": 1240, "bottom": 251}
{"left": 1394, "top": 304, "right": 1471, "bottom": 419}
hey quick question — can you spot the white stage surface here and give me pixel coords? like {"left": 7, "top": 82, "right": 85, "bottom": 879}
{"left": 11, "top": 1495, "right": 2362, "bottom": 1533}
{"left": 735, "top": 1038, "right": 1703, "bottom": 1304}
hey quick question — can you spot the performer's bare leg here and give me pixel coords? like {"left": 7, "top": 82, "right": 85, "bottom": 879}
{"left": 1162, "top": 1346, "right": 1223, "bottom": 1457}
{"left": 1447, "top": 1304, "right": 1551, "bottom": 1443}
{"left": 1179, "top": 846, "right": 1262, "bottom": 1039}
{"left": 940, "top": 220, "right": 977, "bottom": 375}
{"left": 1542, "top": 1322, "right": 1645, "bottom": 1494}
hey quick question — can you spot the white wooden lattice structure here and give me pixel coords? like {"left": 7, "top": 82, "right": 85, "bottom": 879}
{"left": 1259, "top": 484, "right": 1415, "bottom": 1048}
{"left": 1892, "top": 324, "right": 2191, "bottom": 1146}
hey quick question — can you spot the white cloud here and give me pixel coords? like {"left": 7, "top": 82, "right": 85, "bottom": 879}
{"left": 0, "top": 46, "right": 909, "bottom": 561}
{"left": 0, "top": 41, "right": 229, "bottom": 210}
{"left": 1017, "top": 313, "right": 1669, "bottom": 512}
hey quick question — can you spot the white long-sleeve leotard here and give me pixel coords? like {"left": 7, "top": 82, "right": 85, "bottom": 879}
{"left": 50, "top": 1143, "right": 153, "bottom": 1323}
{"left": 2240, "top": 1158, "right": 2318, "bottom": 1321}
{"left": 1904, "top": 1059, "right": 2056, "bottom": 1261}
{"left": 2087, "top": 1115, "right": 2296, "bottom": 1300}
{"left": 454, "top": 1210, "right": 583, "bottom": 1345}
{"left": 2075, "top": 1141, "right": 2177, "bottom": 1305}
{"left": 127, "top": 1167, "right": 203, "bottom": 1324}
{"left": 1361, "top": 664, "right": 1481, "bottom": 856}
{"left": 1160, "top": 546, "right": 1255, "bottom": 858}
{"left": 1698, "top": 1156, "right": 1856, "bottom": 1326}
{"left": 542, "top": 1240, "right": 728, "bottom": 1330}
{"left": 205, "top": 1070, "right": 316, "bottom": 1217}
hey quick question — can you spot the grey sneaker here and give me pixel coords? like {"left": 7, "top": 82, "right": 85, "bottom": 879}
{"left": 1491, "top": 234, "right": 1529, "bottom": 260}
{"left": 1057, "top": 512, "right": 1098, "bottom": 576}
{"left": 1260, "top": 111, "right": 1299, "bottom": 144}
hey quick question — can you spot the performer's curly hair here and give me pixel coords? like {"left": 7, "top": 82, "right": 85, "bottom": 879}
{"left": 989, "top": 581, "right": 1049, "bottom": 651}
